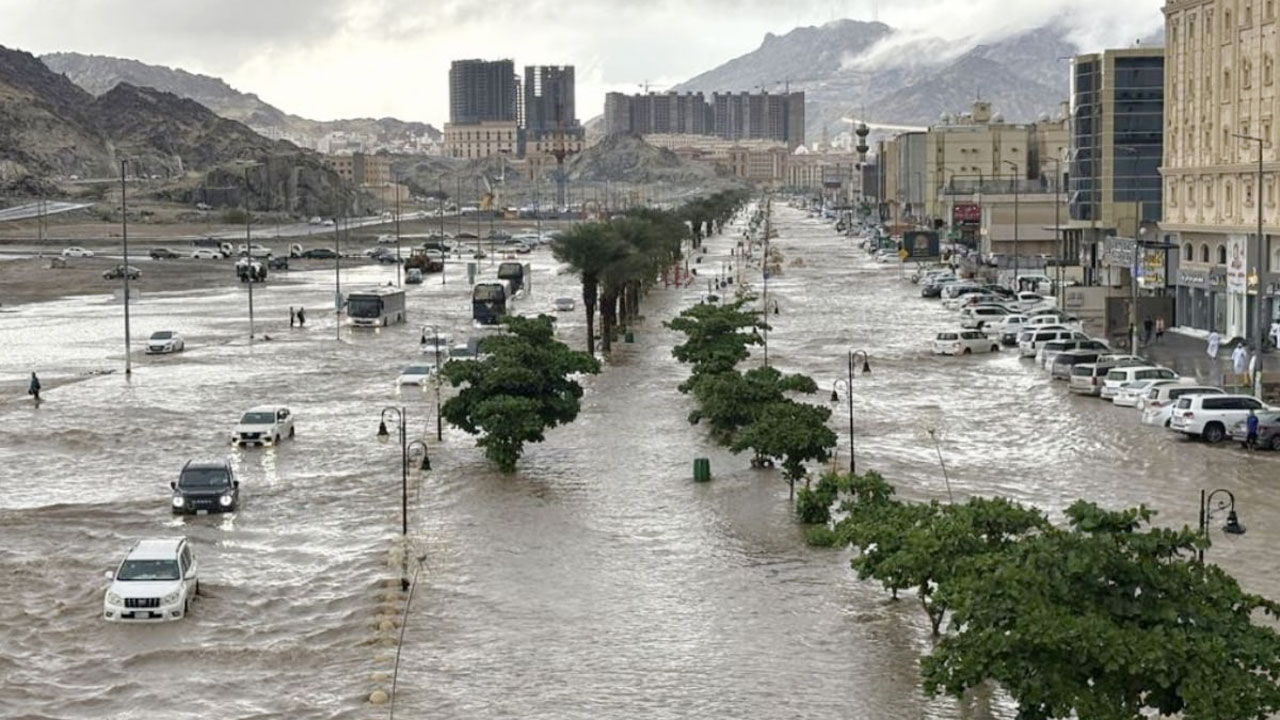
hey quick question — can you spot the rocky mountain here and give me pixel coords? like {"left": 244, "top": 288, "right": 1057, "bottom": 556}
{"left": 0, "top": 45, "right": 351, "bottom": 213}
{"left": 567, "top": 134, "right": 733, "bottom": 186}
{"left": 673, "top": 19, "right": 1092, "bottom": 141}
{"left": 42, "top": 52, "right": 441, "bottom": 146}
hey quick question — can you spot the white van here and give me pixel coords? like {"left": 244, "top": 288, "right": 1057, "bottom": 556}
{"left": 1019, "top": 328, "right": 1087, "bottom": 358}
{"left": 1100, "top": 366, "right": 1178, "bottom": 400}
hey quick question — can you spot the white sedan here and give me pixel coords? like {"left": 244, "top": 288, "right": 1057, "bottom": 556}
{"left": 1113, "top": 379, "right": 1175, "bottom": 408}
{"left": 933, "top": 330, "right": 1000, "bottom": 356}
{"left": 398, "top": 364, "right": 435, "bottom": 386}
{"left": 62, "top": 246, "right": 94, "bottom": 258}
{"left": 553, "top": 297, "right": 576, "bottom": 312}
{"left": 146, "top": 331, "right": 185, "bottom": 354}
{"left": 191, "top": 248, "right": 221, "bottom": 260}
{"left": 231, "top": 406, "right": 295, "bottom": 446}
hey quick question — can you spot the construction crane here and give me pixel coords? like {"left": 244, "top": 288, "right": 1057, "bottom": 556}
{"left": 638, "top": 80, "right": 669, "bottom": 93}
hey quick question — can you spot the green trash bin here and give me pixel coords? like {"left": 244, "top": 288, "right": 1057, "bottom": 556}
{"left": 624, "top": 330, "right": 635, "bottom": 343}
{"left": 693, "top": 458, "right": 711, "bottom": 482}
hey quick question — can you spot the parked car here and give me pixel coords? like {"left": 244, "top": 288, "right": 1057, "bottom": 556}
{"left": 1170, "top": 394, "right": 1272, "bottom": 443}
{"left": 300, "top": 248, "right": 337, "bottom": 260}
{"left": 146, "top": 331, "right": 184, "bottom": 354}
{"left": 102, "top": 537, "right": 198, "bottom": 622}
{"left": 406, "top": 268, "right": 424, "bottom": 284}
{"left": 62, "top": 246, "right": 94, "bottom": 258}
{"left": 993, "top": 315, "right": 1030, "bottom": 345}
{"left": 171, "top": 459, "right": 240, "bottom": 514}
{"left": 553, "top": 296, "right": 576, "bottom": 312}
{"left": 1037, "top": 338, "right": 1109, "bottom": 369}
{"left": 942, "top": 288, "right": 988, "bottom": 310}
{"left": 1140, "top": 385, "right": 1224, "bottom": 427}
{"left": 933, "top": 330, "right": 1000, "bottom": 355}
{"left": 238, "top": 243, "right": 272, "bottom": 258}
{"left": 1050, "top": 350, "right": 1103, "bottom": 381}
{"left": 1039, "top": 338, "right": 1111, "bottom": 368}
{"left": 231, "top": 406, "right": 295, "bottom": 446}
{"left": 191, "top": 248, "right": 221, "bottom": 260}
{"left": 1100, "top": 366, "right": 1178, "bottom": 400}
{"left": 1019, "top": 328, "right": 1086, "bottom": 358}
{"left": 1229, "top": 411, "right": 1280, "bottom": 450}
{"left": 267, "top": 256, "right": 289, "bottom": 271}
{"left": 1069, "top": 362, "right": 1120, "bottom": 396}
{"left": 1112, "top": 379, "right": 1179, "bottom": 408}
{"left": 149, "top": 247, "right": 181, "bottom": 260}
{"left": 1013, "top": 291, "right": 1054, "bottom": 311}
{"left": 103, "top": 264, "right": 141, "bottom": 280}
{"left": 398, "top": 364, "right": 435, "bottom": 386}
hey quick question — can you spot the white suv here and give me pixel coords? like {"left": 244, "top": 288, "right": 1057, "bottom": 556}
{"left": 933, "top": 330, "right": 1000, "bottom": 355}
{"left": 1100, "top": 366, "right": 1178, "bottom": 400}
{"left": 1169, "top": 394, "right": 1271, "bottom": 443}
{"left": 103, "top": 537, "right": 199, "bottom": 622}
{"left": 1140, "top": 385, "right": 1224, "bottom": 427}
{"left": 231, "top": 406, "right": 295, "bottom": 446}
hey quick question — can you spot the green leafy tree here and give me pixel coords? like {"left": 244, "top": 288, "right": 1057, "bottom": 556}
{"left": 686, "top": 365, "right": 818, "bottom": 442}
{"left": 834, "top": 483, "right": 1047, "bottom": 635}
{"left": 730, "top": 400, "right": 836, "bottom": 492}
{"left": 664, "top": 298, "right": 764, "bottom": 389}
{"left": 440, "top": 315, "right": 600, "bottom": 472}
{"left": 921, "top": 501, "right": 1280, "bottom": 720}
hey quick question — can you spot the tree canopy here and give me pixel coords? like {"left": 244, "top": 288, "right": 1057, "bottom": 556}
{"left": 440, "top": 315, "right": 600, "bottom": 472}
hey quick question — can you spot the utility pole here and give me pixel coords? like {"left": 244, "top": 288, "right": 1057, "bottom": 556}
{"left": 334, "top": 215, "right": 342, "bottom": 340}
{"left": 395, "top": 172, "right": 402, "bottom": 287}
{"left": 120, "top": 160, "right": 132, "bottom": 376}
{"left": 244, "top": 165, "right": 255, "bottom": 342}
{"left": 1235, "top": 133, "right": 1267, "bottom": 393}
{"left": 1002, "top": 160, "right": 1020, "bottom": 289}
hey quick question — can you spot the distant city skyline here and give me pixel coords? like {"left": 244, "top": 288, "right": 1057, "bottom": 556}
{"left": 0, "top": 0, "right": 1163, "bottom": 126}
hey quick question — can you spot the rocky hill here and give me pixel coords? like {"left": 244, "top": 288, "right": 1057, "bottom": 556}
{"left": 0, "top": 45, "right": 351, "bottom": 213}
{"left": 673, "top": 19, "right": 1094, "bottom": 140}
{"left": 42, "top": 52, "right": 441, "bottom": 146}
{"left": 567, "top": 134, "right": 732, "bottom": 186}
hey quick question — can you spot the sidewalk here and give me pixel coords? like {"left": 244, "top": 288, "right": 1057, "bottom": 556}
{"left": 1134, "top": 328, "right": 1279, "bottom": 387}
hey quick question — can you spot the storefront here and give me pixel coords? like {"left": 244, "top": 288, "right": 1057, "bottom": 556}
{"left": 1176, "top": 268, "right": 1227, "bottom": 332}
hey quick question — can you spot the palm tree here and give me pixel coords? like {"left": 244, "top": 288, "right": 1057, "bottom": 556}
{"left": 552, "top": 222, "right": 628, "bottom": 355}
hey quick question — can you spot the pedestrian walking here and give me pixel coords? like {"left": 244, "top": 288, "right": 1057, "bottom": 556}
{"left": 1155, "top": 316, "right": 1165, "bottom": 342}
{"left": 1232, "top": 343, "right": 1248, "bottom": 375}
{"left": 1271, "top": 321, "right": 1280, "bottom": 351}
{"left": 289, "top": 307, "right": 296, "bottom": 327}
{"left": 28, "top": 372, "right": 40, "bottom": 402}
{"left": 1207, "top": 330, "right": 1221, "bottom": 359}
{"left": 296, "top": 307, "right": 306, "bottom": 327}
{"left": 1142, "top": 317, "right": 1154, "bottom": 345}
{"left": 1246, "top": 408, "right": 1260, "bottom": 452}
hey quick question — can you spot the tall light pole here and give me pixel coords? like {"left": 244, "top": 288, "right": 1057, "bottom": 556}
{"left": 1117, "top": 146, "right": 1142, "bottom": 351}
{"left": 420, "top": 325, "right": 444, "bottom": 441}
{"left": 119, "top": 159, "right": 132, "bottom": 375}
{"left": 1197, "top": 488, "right": 1246, "bottom": 563}
{"left": 394, "top": 171, "right": 402, "bottom": 287}
{"left": 1051, "top": 157, "right": 1064, "bottom": 299}
{"left": 334, "top": 214, "right": 343, "bottom": 340}
{"left": 1234, "top": 133, "right": 1267, "bottom": 387}
{"left": 831, "top": 350, "right": 872, "bottom": 474}
{"left": 243, "top": 165, "right": 258, "bottom": 341}
{"left": 1002, "top": 160, "right": 1020, "bottom": 289}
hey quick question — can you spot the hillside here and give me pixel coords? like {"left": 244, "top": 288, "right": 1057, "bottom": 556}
{"left": 567, "top": 134, "right": 730, "bottom": 185}
{"left": 0, "top": 45, "right": 351, "bottom": 213}
{"left": 673, "top": 19, "right": 1083, "bottom": 139}
{"left": 42, "top": 52, "right": 441, "bottom": 147}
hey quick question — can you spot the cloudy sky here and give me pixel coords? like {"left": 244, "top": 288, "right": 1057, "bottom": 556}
{"left": 2, "top": 0, "right": 1163, "bottom": 125}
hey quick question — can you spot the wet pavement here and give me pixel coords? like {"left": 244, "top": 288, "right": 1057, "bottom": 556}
{"left": 3, "top": 205, "right": 1280, "bottom": 719}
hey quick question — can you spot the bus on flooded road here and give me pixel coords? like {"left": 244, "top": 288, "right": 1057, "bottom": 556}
{"left": 347, "top": 287, "right": 407, "bottom": 327}
{"left": 472, "top": 281, "right": 510, "bottom": 325}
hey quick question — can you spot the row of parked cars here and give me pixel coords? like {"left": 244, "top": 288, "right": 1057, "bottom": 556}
{"left": 914, "top": 265, "right": 1280, "bottom": 450}
{"left": 101, "top": 407, "right": 297, "bottom": 622}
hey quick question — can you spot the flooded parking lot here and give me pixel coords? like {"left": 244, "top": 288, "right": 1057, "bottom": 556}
{"left": 3, "top": 207, "right": 1278, "bottom": 719}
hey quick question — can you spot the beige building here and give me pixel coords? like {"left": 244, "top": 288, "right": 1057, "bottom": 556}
{"left": 1164, "top": 0, "right": 1280, "bottom": 337}
{"left": 325, "top": 152, "right": 392, "bottom": 186}
{"left": 443, "top": 121, "right": 520, "bottom": 159}
{"left": 725, "top": 146, "right": 790, "bottom": 185}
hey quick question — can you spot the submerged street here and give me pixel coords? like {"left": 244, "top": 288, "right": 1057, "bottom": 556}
{"left": 3, "top": 205, "right": 1279, "bottom": 719}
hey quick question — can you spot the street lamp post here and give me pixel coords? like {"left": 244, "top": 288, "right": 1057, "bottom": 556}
{"left": 1234, "top": 133, "right": 1267, "bottom": 386}
{"left": 420, "top": 325, "right": 444, "bottom": 441}
{"left": 119, "top": 160, "right": 133, "bottom": 375}
{"left": 831, "top": 350, "right": 872, "bottom": 474}
{"left": 1197, "top": 488, "right": 1246, "bottom": 563}
{"left": 394, "top": 171, "right": 402, "bottom": 288}
{"left": 1002, "top": 160, "right": 1020, "bottom": 289}
{"left": 334, "top": 215, "right": 343, "bottom": 340}
{"left": 377, "top": 406, "right": 433, "bottom": 538}
{"left": 243, "top": 165, "right": 257, "bottom": 341}
{"left": 1051, "top": 157, "right": 1064, "bottom": 299}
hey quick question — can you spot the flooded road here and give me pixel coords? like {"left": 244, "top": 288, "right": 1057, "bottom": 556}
{"left": 3, "top": 206, "right": 1278, "bottom": 718}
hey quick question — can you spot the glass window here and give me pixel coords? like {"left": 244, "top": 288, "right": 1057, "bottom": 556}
{"left": 1201, "top": 244, "right": 1211, "bottom": 262}
{"left": 1218, "top": 245, "right": 1228, "bottom": 264}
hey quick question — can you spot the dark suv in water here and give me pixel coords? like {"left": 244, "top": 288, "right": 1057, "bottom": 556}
{"left": 170, "top": 460, "right": 239, "bottom": 514}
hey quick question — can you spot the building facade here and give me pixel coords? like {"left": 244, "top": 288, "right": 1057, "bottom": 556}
{"left": 524, "top": 65, "right": 576, "bottom": 133}
{"left": 1164, "top": 0, "right": 1279, "bottom": 339}
{"left": 324, "top": 152, "right": 392, "bottom": 186}
{"left": 605, "top": 90, "right": 804, "bottom": 148}
{"left": 449, "top": 59, "right": 518, "bottom": 125}
{"left": 443, "top": 121, "right": 520, "bottom": 159}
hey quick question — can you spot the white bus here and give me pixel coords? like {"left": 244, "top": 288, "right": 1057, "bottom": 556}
{"left": 347, "top": 287, "right": 407, "bottom": 327}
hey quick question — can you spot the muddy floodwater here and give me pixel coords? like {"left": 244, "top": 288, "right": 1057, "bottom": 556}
{"left": 3, "top": 207, "right": 1280, "bottom": 719}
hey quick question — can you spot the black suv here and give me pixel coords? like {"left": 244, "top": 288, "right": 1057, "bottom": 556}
{"left": 300, "top": 248, "right": 337, "bottom": 259}
{"left": 171, "top": 460, "right": 239, "bottom": 514}
{"left": 149, "top": 247, "right": 180, "bottom": 260}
